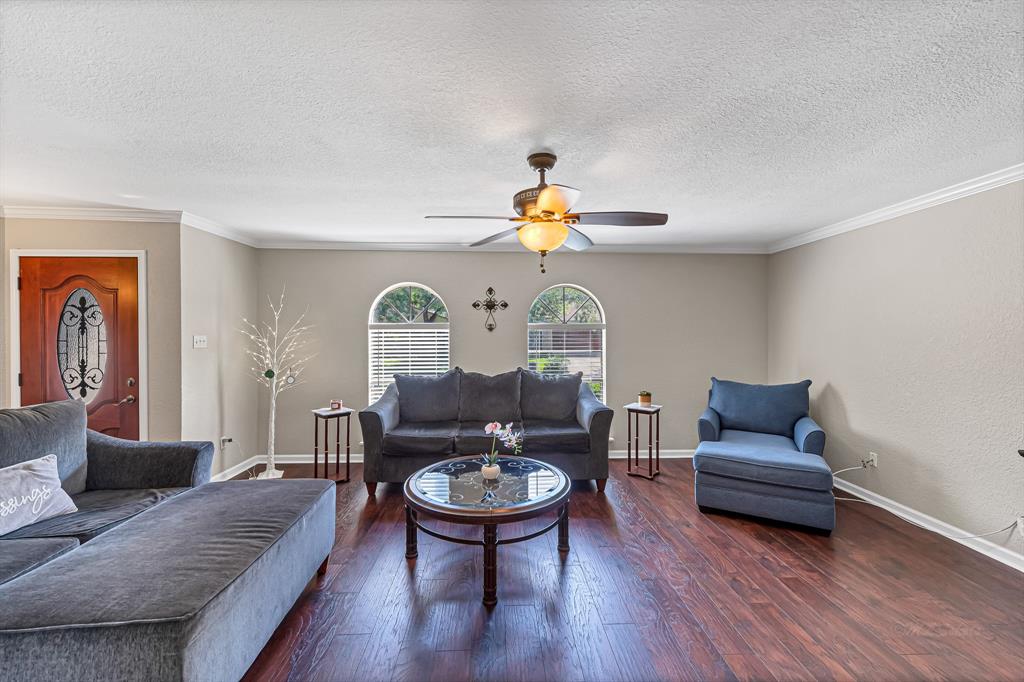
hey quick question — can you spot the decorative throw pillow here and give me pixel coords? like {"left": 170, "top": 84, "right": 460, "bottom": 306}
{"left": 519, "top": 369, "right": 583, "bottom": 421}
{"left": 0, "top": 455, "right": 78, "bottom": 536}
{"left": 394, "top": 368, "right": 461, "bottom": 422}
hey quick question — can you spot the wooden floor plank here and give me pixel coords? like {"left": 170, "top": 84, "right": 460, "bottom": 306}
{"left": 240, "top": 462, "right": 1023, "bottom": 682}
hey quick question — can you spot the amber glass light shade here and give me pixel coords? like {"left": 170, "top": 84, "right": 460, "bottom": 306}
{"left": 517, "top": 221, "right": 569, "bottom": 253}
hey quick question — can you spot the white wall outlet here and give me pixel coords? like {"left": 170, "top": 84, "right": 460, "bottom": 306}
{"left": 192, "top": 335, "right": 208, "bottom": 349}
{"left": 220, "top": 436, "right": 233, "bottom": 449}
{"left": 862, "top": 451, "right": 879, "bottom": 468}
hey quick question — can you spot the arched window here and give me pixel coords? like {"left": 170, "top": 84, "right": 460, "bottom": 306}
{"left": 368, "top": 283, "right": 450, "bottom": 402}
{"left": 527, "top": 284, "right": 606, "bottom": 401}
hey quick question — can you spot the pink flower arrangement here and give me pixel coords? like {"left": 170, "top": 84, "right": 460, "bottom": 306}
{"left": 483, "top": 420, "right": 523, "bottom": 466}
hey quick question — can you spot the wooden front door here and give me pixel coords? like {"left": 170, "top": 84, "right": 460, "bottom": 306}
{"left": 18, "top": 256, "right": 141, "bottom": 439}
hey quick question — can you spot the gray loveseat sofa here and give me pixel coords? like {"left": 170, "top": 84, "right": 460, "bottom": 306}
{"left": 0, "top": 400, "right": 336, "bottom": 681}
{"left": 360, "top": 368, "right": 614, "bottom": 494}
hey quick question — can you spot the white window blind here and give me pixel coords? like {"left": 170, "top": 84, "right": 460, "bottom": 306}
{"left": 368, "top": 283, "right": 450, "bottom": 403}
{"left": 527, "top": 285, "right": 606, "bottom": 402}
{"left": 368, "top": 324, "right": 450, "bottom": 402}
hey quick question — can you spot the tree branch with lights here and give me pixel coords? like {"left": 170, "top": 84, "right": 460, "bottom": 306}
{"left": 239, "top": 288, "right": 315, "bottom": 479}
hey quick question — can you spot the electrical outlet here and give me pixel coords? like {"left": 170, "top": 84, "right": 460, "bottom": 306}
{"left": 1018, "top": 516, "right": 1024, "bottom": 536}
{"left": 220, "top": 436, "right": 233, "bottom": 449}
{"left": 861, "top": 451, "right": 879, "bottom": 468}
{"left": 192, "top": 335, "right": 208, "bottom": 349}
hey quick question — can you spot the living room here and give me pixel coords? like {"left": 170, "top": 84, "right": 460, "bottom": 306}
{"left": 0, "top": 2, "right": 1021, "bottom": 681}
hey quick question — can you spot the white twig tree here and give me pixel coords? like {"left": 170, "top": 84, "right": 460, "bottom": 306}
{"left": 240, "top": 289, "right": 315, "bottom": 479}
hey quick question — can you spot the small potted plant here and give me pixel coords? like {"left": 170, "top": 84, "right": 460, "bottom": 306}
{"left": 638, "top": 390, "right": 652, "bottom": 407}
{"left": 481, "top": 421, "right": 523, "bottom": 479}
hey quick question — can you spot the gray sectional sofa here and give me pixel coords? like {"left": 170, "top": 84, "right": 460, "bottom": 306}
{"left": 360, "top": 368, "right": 614, "bottom": 494}
{"left": 0, "top": 400, "right": 336, "bottom": 681}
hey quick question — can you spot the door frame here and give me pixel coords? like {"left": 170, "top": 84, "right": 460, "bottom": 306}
{"left": 8, "top": 249, "right": 150, "bottom": 439}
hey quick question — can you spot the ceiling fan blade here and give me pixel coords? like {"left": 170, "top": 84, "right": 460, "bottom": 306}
{"left": 535, "top": 184, "right": 581, "bottom": 216}
{"left": 568, "top": 211, "right": 668, "bottom": 226}
{"left": 563, "top": 226, "right": 594, "bottom": 251}
{"left": 425, "top": 215, "right": 520, "bottom": 220}
{"left": 469, "top": 226, "right": 521, "bottom": 247}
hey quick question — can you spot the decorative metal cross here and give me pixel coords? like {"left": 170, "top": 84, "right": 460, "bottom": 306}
{"left": 472, "top": 287, "right": 508, "bottom": 331}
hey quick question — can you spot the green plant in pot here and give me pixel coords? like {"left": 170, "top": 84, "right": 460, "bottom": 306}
{"left": 482, "top": 421, "right": 523, "bottom": 479}
{"left": 638, "top": 390, "right": 652, "bottom": 406}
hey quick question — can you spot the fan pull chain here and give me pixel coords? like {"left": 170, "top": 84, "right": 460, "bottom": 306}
{"left": 539, "top": 251, "right": 547, "bottom": 274}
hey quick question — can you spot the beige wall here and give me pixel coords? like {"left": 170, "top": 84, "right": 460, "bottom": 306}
{"left": 768, "top": 180, "right": 1024, "bottom": 551}
{"left": 179, "top": 226, "right": 259, "bottom": 473}
{"left": 256, "top": 250, "right": 771, "bottom": 456}
{"left": 1, "top": 218, "right": 183, "bottom": 440}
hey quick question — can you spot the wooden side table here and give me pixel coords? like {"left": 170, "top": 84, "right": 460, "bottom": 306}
{"left": 624, "top": 403, "right": 661, "bottom": 480}
{"left": 312, "top": 407, "right": 354, "bottom": 483}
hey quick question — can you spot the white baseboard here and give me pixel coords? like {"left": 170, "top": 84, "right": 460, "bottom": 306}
{"left": 833, "top": 477, "right": 1024, "bottom": 573}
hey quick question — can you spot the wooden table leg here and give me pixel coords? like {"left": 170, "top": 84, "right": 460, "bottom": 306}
{"left": 313, "top": 415, "right": 319, "bottom": 478}
{"left": 483, "top": 524, "right": 498, "bottom": 607}
{"left": 648, "top": 412, "right": 653, "bottom": 475}
{"left": 558, "top": 502, "right": 570, "bottom": 552}
{"left": 405, "top": 506, "right": 418, "bottom": 559}
{"left": 345, "top": 414, "right": 351, "bottom": 482}
{"left": 335, "top": 416, "right": 340, "bottom": 479}
{"left": 656, "top": 411, "right": 661, "bottom": 475}
{"left": 627, "top": 409, "right": 632, "bottom": 473}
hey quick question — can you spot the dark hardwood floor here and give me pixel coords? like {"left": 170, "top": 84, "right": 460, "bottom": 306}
{"left": 240, "top": 462, "right": 1023, "bottom": 682}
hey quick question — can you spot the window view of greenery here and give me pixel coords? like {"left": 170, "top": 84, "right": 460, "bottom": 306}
{"left": 528, "top": 286, "right": 606, "bottom": 401}
{"left": 373, "top": 285, "right": 448, "bottom": 323}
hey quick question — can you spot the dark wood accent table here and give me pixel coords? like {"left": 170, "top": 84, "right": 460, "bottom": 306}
{"left": 624, "top": 402, "right": 661, "bottom": 479}
{"left": 312, "top": 407, "right": 354, "bottom": 483}
{"left": 403, "top": 455, "right": 571, "bottom": 607}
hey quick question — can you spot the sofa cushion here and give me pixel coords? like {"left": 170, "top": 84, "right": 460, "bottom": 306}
{"left": 0, "top": 537, "right": 79, "bottom": 586}
{"left": 693, "top": 429, "right": 833, "bottom": 491}
{"left": 2, "top": 487, "right": 188, "bottom": 542}
{"left": 395, "top": 369, "right": 461, "bottom": 422}
{"left": 708, "top": 377, "right": 811, "bottom": 438}
{"left": 0, "top": 401, "right": 88, "bottom": 495}
{"left": 519, "top": 369, "right": 582, "bottom": 421}
{"left": 458, "top": 370, "right": 522, "bottom": 423}
{"left": 455, "top": 421, "right": 524, "bottom": 455}
{"left": 523, "top": 419, "right": 590, "bottom": 454}
{"left": 383, "top": 421, "right": 458, "bottom": 457}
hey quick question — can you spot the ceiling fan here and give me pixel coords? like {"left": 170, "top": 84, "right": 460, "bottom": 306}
{"left": 426, "top": 152, "right": 668, "bottom": 272}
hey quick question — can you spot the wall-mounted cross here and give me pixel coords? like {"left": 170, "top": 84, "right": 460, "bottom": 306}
{"left": 472, "top": 287, "right": 508, "bottom": 332}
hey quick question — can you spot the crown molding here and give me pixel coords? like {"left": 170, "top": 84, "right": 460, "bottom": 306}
{"left": 179, "top": 211, "right": 260, "bottom": 248}
{"left": 768, "top": 163, "right": 1024, "bottom": 254}
{"left": 0, "top": 205, "right": 182, "bottom": 223}
{"left": 254, "top": 239, "right": 769, "bottom": 254}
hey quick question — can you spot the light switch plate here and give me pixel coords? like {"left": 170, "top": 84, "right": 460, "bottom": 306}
{"left": 192, "top": 335, "right": 208, "bottom": 349}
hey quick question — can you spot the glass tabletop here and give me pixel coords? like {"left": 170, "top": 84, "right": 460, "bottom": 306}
{"left": 409, "top": 456, "right": 567, "bottom": 512}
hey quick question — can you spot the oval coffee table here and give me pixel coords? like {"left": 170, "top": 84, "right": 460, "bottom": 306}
{"left": 403, "top": 455, "right": 571, "bottom": 606}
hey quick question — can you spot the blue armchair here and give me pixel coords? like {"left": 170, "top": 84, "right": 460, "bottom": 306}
{"left": 693, "top": 378, "right": 834, "bottom": 532}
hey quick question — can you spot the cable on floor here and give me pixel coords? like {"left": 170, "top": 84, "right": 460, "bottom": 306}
{"left": 833, "top": 496, "right": 1019, "bottom": 540}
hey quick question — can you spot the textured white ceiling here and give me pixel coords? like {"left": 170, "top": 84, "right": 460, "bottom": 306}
{"left": 1, "top": 0, "right": 1021, "bottom": 250}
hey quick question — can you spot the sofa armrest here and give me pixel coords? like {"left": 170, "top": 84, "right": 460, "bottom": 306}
{"left": 794, "top": 416, "right": 826, "bottom": 456}
{"left": 698, "top": 407, "right": 720, "bottom": 442}
{"left": 85, "top": 430, "right": 213, "bottom": 490}
{"left": 359, "top": 383, "right": 400, "bottom": 483}
{"left": 577, "top": 383, "right": 613, "bottom": 432}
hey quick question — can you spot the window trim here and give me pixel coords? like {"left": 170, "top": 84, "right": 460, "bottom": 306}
{"left": 368, "top": 282, "right": 451, "bottom": 404}
{"left": 527, "top": 283, "right": 607, "bottom": 402}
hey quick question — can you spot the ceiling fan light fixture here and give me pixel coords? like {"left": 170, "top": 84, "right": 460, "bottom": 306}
{"left": 517, "top": 220, "right": 569, "bottom": 253}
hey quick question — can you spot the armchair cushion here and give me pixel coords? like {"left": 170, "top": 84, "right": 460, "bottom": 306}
{"left": 794, "top": 416, "right": 826, "bottom": 456}
{"left": 697, "top": 407, "right": 721, "bottom": 442}
{"left": 86, "top": 430, "right": 212, "bottom": 490}
{"left": 694, "top": 429, "right": 833, "bottom": 491}
{"left": 455, "top": 421, "right": 523, "bottom": 455}
{"left": 383, "top": 421, "right": 458, "bottom": 457}
{"left": 0, "top": 400, "right": 88, "bottom": 494}
{"left": 708, "top": 377, "right": 811, "bottom": 438}
{"left": 0, "top": 537, "right": 79, "bottom": 586}
{"left": 395, "top": 369, "right": 461, "bottom": 422}
{"left": 458, "top": 370, "right": 522, "bottom": 423}
{"left": 2, "top": 487, "right": 188, "bottom": 542}
{"left": 520, "top": 369, "right": 582, "bottom": 421}
{"left": 523, "top": 419, "right": 590, "bottom": 454}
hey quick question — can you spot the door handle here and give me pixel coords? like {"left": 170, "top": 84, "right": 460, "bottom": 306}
{"left": 118, "top": 395, "right": 136, "bottom": 406}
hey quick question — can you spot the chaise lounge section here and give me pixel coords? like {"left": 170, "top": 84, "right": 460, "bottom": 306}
{"left": 360, "top": 367, "right": 614, "bottom": 494}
